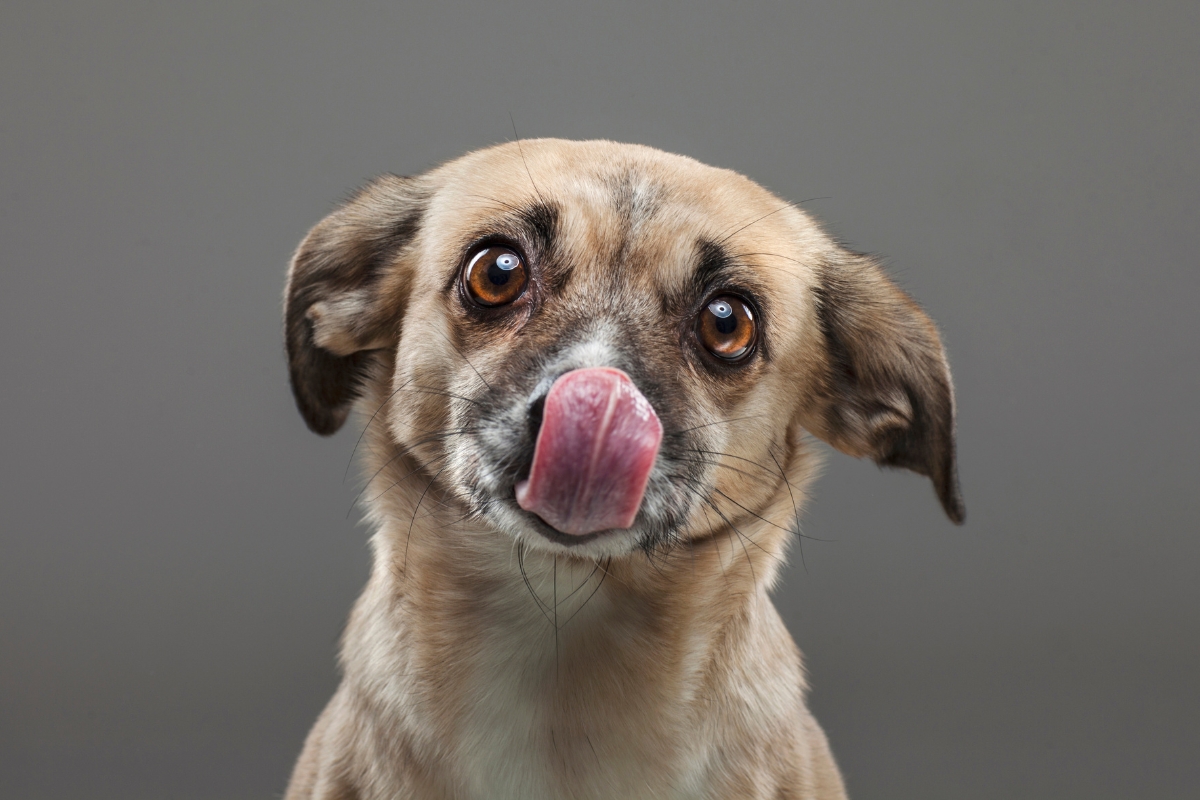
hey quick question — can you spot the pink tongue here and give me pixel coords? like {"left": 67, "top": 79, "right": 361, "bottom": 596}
{"left": 515, "top": 368, "right": 662, "bottom": 536}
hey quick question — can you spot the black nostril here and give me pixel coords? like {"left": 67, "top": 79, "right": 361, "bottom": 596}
{"left": 527, "top": 394, "right": 546, "bottom": 436}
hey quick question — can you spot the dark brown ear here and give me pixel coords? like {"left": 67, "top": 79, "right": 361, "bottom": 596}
{"left": 807, "top": 253, "right": 965, "bottom": 523}
{"left": 284, "top": 175, "right": 428, "bottom": 435}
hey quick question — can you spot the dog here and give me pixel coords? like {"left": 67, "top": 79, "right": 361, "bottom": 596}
{"left": 281, "top": 139, "right": 963, "bottom": 800}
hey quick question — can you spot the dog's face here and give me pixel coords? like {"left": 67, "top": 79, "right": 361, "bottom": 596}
{"left": 285, "top": 140, "right": 962, "bottom": 560}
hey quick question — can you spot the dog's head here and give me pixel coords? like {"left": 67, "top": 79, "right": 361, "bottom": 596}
{"left": 285, "top": 140, "right": 963, "bottom": 561}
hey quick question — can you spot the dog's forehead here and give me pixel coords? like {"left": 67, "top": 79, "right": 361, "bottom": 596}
{"left": 425, "top": 139, "right": 825, "bottom": 293}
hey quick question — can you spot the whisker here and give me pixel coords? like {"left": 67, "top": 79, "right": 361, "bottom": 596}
{"left": 402, "top": 464, "right": 448, "bottom": 570}
{"left": 714, "top": 197, "right": 830, "bottom": 246}
{"left": 676, "top": 455, "right": 764, "bottom": 482}
{"left": 411, "top": 489, "right": 467, "bottom": 519}
{"left": 555, "top": 560, "right": 602, "bottom": 608}
{"left": 344, "top": 378, "right": 415, "bottom": 481}
{"left": 418, "top": 506, "right": 476, "bottom": 528}
{"left": 509, "top": 113, "right": 546, "bottom": 207}
{"left": 685, "top": 448, "right": 780, "bottom": 477}
{"left": 347, "top": 429, "right": 476, "bottom": 516}
{"left": 367, "top": 452, "right": 449, "bottom": 508}
{"left": 678, "top": 450, "right": 829, "bottom": 543}
{"left": 697, "top": 490, "right": 761, "bottom": 584}
{"left": 768, "top": 446, "right": 807, "bottom": 573}
{"left": 402, "top": 386, "right": 484, "bottom": 407}
{"left": 553, "top": 557, "right": 560, "bottom": 680}
{"left": 641, "top": 546, "right": 669, "bottom": 579}
{"left": 692, "top": 502, "right": 731, "bottom": 584}
{"left": 730, "top": 250, "right": 809, "bottom": 267}
{"left": 676, "top": 477, "right": 785, "bottom": 571}
{"left": 464, "top": 193, "right": 523, "bottom": 215}
{"left": 662, "top": 415, "right": 763, "bottom": 438}
{"left": 558, "top": 557, "right": 611, "bottom": 629}
{"left": 517, "top": 542, "right": 556, "bottom": 625}
{"left": 432, "top": 327, "right": 492, "bottom": 390}
{"left": 710, "top": 484, "right": 805, "bottom": 537}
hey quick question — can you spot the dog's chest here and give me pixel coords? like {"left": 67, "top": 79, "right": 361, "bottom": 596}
{"left": 444, "top": 584, "right": 714, "bottom": 800}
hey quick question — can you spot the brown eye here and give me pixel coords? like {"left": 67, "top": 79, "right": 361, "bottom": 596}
{"left": 697, "top": 296, "right": 756, "bottom": 360}
{"left": 463, "top": 246, "right": 528, "bottom": 306}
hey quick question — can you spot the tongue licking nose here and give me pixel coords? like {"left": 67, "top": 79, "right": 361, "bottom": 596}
{"left": 515, "top": 368, "right": 663, "bottom": 537}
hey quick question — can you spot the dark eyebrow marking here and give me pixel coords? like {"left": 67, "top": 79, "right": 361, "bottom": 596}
{"left": 517, "top": 201, "right": 559, "bottom": 255}
{"left": 692, "top": 239, "right": 736, "bottom": 296}
{"left": 516, "top": 201, "right": 571, "bottom": 292}
{"left": 660, "top": 238, "right": 743, "bottom": 318}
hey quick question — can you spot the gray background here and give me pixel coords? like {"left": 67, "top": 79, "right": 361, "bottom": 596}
{"left": 2, "top": 2, "right": 1197, "bottom": 798}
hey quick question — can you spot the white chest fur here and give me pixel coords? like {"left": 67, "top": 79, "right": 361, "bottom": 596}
{"left": 353, "top": 545, "right": 730, "bottom": 800}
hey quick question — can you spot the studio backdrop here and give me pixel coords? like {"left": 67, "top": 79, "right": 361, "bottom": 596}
{"left": 2, "top": 2, "right": 1197, "bottom": 798}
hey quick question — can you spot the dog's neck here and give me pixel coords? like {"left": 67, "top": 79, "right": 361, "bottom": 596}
{"left": 352, "top": 443, "right": 792, "bottom": 659}
{"left": 335, "top": 424, "right": 813, "bottom": 794}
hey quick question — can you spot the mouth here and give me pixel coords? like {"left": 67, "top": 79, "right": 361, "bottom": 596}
{"left": 512, "top": 367, "right": 663, "bottom": 541}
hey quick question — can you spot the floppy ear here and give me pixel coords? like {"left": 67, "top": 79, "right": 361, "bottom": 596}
{"left": 805, "top": 252, "right": 965, "bottom": 523}
{"left": 284, "top": 175, "right": 428, "bottom": 435}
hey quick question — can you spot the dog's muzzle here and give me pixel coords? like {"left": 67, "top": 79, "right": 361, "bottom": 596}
{"left": 514, "top": 367, "right": 662, "bottom": 536}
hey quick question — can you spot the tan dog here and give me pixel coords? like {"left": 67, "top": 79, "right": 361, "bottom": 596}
{"left": 282, "top": 139, "right": 963, "bottom": 800}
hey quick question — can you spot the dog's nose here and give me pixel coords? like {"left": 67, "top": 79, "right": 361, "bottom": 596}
{"left": 515, "top": 368, "right": 663, "bottom": 536}
{"left": 527, "top": 393, "right": 546, "bottom": 437}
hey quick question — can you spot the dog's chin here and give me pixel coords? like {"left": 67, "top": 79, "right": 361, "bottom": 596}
{"left": 483, "top": 496, "right": 652, "bottom": 559}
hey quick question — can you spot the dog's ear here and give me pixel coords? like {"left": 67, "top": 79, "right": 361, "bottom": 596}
{"left": 284, "top": 175, "right": 428, "bottom": 435}
{"left": 803, "top": 252, "right": 965, "bottom": 523}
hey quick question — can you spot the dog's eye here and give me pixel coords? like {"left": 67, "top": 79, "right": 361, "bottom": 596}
{"left": 463, "top": 246, "right": 528, "bottom": 307}
{"left": 697, "top": 296, "right": 756, "bottom": 360}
